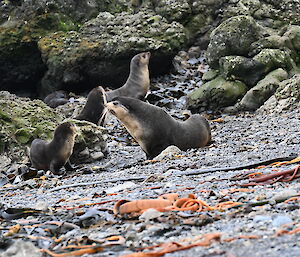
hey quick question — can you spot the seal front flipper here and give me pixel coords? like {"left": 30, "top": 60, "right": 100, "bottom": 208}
{"left": 49, "top": 161, "right": 66, "bottom": 175}
{"left": 64, "top": 160, "right": 76, "bottom": 171}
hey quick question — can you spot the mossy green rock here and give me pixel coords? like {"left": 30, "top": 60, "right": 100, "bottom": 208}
{"left": 206, "top": 15, "right": 263, "bottom": 69}
{"left": 152, "top": 0, "right": 191, "bottom": 22}
{"left": 219, "top": 55, "right": 265, "bottom": 87}
{"left": 0, "top": 12, "right": 78, "bottom": 92}
{"left": 38, "top": 11, "right": 187, "bottom": 95}
{"left": 253, "top": 48, "right": 296, "bottom": 74}
{"left": 186, "top": 76, "right": 247, "bottom": 111}
{"left": 0, "top": 0, "right": 128, "bottom": 24}
{"left": 259, "top": 74, "right": 300, "bottom": 113}
{"left": 0, "top": 91, "right": 63, "bottom": 162}
{"left": 225, "top": 68, "right": 288, "bottom": 112}
{"left": 0, "top": 91, "right": 107, "bottom": 164}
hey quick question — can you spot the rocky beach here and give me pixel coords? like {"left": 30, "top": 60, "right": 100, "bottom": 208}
{"left": 0, "top": 1, "right": 300, "bottom": 256}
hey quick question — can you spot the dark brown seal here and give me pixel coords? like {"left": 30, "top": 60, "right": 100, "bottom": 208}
{"left": 106, "top": 97, "right": 211, "bottom": 159}
{"left": 106, "top": 52, "right": 151, "bottom": 101}
{"left": 75, "top": 52, "right": 150, "bottom": 125}
{"left": 29, "top": 122, "right": 77, "bottom": 175}
{"left": 75, "top": 86, "right": 106, "bottom": 125}
{"left": 44, "top": 90, "right": 69, "bottom": 108}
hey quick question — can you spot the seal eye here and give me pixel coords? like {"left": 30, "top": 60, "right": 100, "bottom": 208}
{"left": 112, "top": 101, "right": 119, "bottom": 106}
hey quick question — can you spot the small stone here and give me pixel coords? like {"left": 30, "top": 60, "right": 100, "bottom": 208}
{"left": 34, "top": 201, "right": 49, "bottom": 211}
{"left": 1, "top": 240, "right": 42, "bottom": 257}
{"left": 79, "top": 147, "right": 89, "bottom": 157}
{"left": 139, "top": 209, "right": 162, "bottom": 222}
{"left": 90, "top": 151, "right": 104, "bottom": 160}
{"left": 272, "top": 189, "right": 298, "bottom": 201}
{"left": 272, "top": 215, "right": 293, "bottom": 227}
{"left": 153, "top": 145, "right": 182, "bottom": 161}
{"left": 253, "top": 215, "right": 272, "bottom": 223}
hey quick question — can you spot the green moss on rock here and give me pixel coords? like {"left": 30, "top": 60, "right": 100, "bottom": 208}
{"left": 225, "top": 68, "right": 288, "bottom": 112}
{"left": 38, "top": 10, "right": 188, "bottom": 95}
{"left": 219, "top": 55, "right": 266, "bottom": 87}
{"left": 186, "top": 76, "right": 247, "bottom": 111}
{"left": 206, "top": 15, "right": 263, "bottom": 69}
{"left": 0, "top": 91, "right": 63, "bottom": 162}
{"left": 0, "top": 91, "right": 107, "bottom": 164}
{"left": 253, "top": 48, "right": 296, "bottom": 74}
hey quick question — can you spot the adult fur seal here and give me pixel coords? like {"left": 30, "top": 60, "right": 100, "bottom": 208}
{"left": 76, "top": 52, "right": 151, "bottom": 124}
{"left": 106, "top": 97, "right": 211, "bottom": 159}
{"left": 106, "top": 52, "right": 151, "bottom": 101}
{"left": 44, "top": 90, "right": 69, "bottom": 108}
{"left": 30, "top": 122, "right": 77, "bottom": 175}
{"left": 75, "top": 86, "right": 106, "bottom": 125}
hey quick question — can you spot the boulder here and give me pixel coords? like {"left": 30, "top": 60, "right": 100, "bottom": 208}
{"left": 186, "top": 76, "right": 247, "bottom": 111}
{"left": 224, "top": 68, "right": 288, "bottom": 112}
{"left": 38, "top": 11, "right": 187, "bottom": 96}
{"left": 219, "top": 56, "right": 265, "bottom": 87}
{"left": 253, "top": 48, "right": 296, "bottom": 74}
{"left": 0, "top": 91, "right": 107, "bottom": 168}
{"left": 258, "top": 74, "right": 300, "bottom": 113}
{"left": 206, "top": 15, "right": 263, "bottom": 69}
{"left": 0, "top": 13, "right": 78, "bottom": 93}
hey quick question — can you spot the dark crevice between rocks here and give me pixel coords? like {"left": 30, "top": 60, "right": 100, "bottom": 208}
{"left": 0, "top": 42, "right": 47, "bottom": 98}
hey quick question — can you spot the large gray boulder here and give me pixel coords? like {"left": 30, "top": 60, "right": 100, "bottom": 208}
{"left": 258, "top": 74, "right": 300, "bottom": 113}
{"left": 206, "top": 15, "right": 263, "bottom": 69}
{"left": 0, "top": 91, "right": 107, "bottom": 168}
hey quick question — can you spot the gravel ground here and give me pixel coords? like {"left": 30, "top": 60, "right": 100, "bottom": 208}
{"left": 1, "top": 107, "right": 300, "bottom": 257}
{"left": 1, "top": 50, "right": 300, "bottom": 257}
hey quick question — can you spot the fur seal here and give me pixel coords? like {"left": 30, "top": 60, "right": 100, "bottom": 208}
{"left": 29, "top": 122, "right": 77, "bottom": 175}
{"left": 76, "top": 52, "right": 151, "bottom": 124}
{"left": 106, "top": 52, "right": 151, "bottom": 101}
{"left": 44, "top": 90, "right": 69, "bottom": 108}
{"left": 106, "top": 97, "right": 211, "bottom": 159}
{"left": 75, "top": 86, "right": 106, "bottom": 125}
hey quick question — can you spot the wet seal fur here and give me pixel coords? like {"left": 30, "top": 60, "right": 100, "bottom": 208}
{"left": 29, "top": 122, "right": 77, "bottom": 175}
{"left": 44, "top": 90, "right": 69, "bottom": 108}
{"left": 106, "top": 97, "right": 211, "bottom": 159}
{"left": 75, "top": 86, "right": 106, "bottom": 125}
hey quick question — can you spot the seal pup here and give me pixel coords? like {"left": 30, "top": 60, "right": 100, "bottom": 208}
{"left": 75, "top": 86, "right": 106, "bottom": 125}
{"left": 29, "top": 122, "right": 77, "bottom": 175}
{"left": 106, "top": 52, "right": 151, "bottom": 101}
{"left": 44, "top": 90, "right": 69, "bottom": 108}
{"left": 106, "top": 97, "right": 211, "bottom": 159}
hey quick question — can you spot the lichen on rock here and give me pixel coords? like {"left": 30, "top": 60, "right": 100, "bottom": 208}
{"left": 206, "top": 15, "right": 263, "bottom": 69}
{"left": 258, "top": 74, "right": 300, "bottom": 113}
{"left": 0, "top": 91, "right": 63, "bottom": 164}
